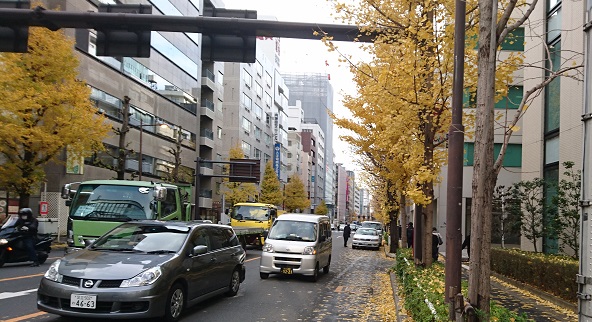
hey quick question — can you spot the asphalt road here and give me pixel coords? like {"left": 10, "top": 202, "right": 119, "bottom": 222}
{"left": 0, "top": 231, "right": 395, "bottom": 322}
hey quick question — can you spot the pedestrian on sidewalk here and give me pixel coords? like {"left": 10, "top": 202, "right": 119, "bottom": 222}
{"left": 406, "top": 222, "right": 414, "bottom": 248}
{"left": 462, "top": 234, "right": 471, "bottom": 260}
{"left": 432, "top": 227, "right": 443, "bottom": 261}
{"left": 343, "top": 222, "right": 351, "bottom": 247}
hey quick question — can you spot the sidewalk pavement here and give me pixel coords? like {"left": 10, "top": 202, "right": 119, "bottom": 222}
{"left": 386, "top": 248, "right": 578, "bottom": 321}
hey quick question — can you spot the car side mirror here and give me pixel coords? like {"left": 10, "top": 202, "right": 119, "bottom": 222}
{"left": 191, "top": 245, "right": 208, "bottom": 256}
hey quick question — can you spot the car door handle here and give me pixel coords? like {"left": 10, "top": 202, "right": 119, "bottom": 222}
{"left": 210, "top": 257, "right": 217, "bottom": 262}
{"left": 231, "top": 251, "right": 241, "bottom": 257}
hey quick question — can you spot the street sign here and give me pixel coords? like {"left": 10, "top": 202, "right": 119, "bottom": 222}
{"left": 39, "top": 201, "right": 48, "bottom": 216}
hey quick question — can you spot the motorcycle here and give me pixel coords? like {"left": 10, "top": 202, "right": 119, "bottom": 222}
{"left": 0, "top": 215, "right": 53, "bottom": 267}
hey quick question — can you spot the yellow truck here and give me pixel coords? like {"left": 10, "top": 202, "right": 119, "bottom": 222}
{"left": 229, "top": 202, "right": 283, "bottom": 248}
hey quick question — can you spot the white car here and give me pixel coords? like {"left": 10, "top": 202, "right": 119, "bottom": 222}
{"left": 351, "top": 228, "right": 381, "bottom": 250}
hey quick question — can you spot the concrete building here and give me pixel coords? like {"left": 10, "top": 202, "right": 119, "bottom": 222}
{"left": 335, "top": 163, "right": 348, "bottom": 224}
{"left": 283, "top": 73, "right": 336, "bottom": 218}
{"left": 221, "top": 34, "right": 290, "bottom": 204}
{"left": 22, "top": 0, "right": 215, "bottom": 232}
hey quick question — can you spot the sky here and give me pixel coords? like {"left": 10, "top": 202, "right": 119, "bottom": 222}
{"left": 221, "top": 0, "right": 366, "bottom": 173}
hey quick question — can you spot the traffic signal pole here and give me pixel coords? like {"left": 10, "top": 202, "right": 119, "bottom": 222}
{"left": 0, "top": 6, "right": 378, "bottom": 42}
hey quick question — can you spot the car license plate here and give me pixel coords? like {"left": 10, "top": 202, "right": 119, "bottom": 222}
{"left": 70, "top": 294, "right": 97, "bottom": 309}
{"left": 281, "top": 267, "right": 293, "bottom": 275}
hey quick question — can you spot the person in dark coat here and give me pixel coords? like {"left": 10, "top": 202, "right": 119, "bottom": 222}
{"left": 432, "top": 227, "right": 443, "bottom": 261}
{"left": 342, "top": 223, "right": 351, "bottom": 247}
{"left": 462, "top": 234, "right": 471, "bottom": 260}
{"left": 406, "top": 222, "right": 414, "bottom": 248}
{"left": 14, "top": 208, "right": 39, "bottom": 266}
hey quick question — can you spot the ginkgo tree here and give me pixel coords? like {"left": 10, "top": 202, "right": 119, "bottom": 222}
{"left": 220, "top": 145, "right": 259, "bottom": 206}
{"left": 0, "top": 26, "right": 110, "bottom": 208}
{"left": 259, "top": 160, "right": 283, "bottom": 206}
{"left": 284, "top": 174, "right": 310, "bottom": 213}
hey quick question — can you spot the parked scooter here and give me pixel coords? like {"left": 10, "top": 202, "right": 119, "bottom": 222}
{"left": 0, "top": 215, "right": 52, "bottom": 267}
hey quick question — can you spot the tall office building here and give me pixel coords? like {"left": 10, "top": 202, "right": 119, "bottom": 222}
{"left": 21, "top": 0, "right": 215, "bottom": 231}
{"left": 283, "top": 73, "right": 336, "bottom": 216}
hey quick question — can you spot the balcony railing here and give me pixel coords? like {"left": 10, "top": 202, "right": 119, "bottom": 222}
{"left": 180, "top": 103, "right": 197, "bottom": 114}
{"left": 200, "top": 128, "right": 214, "bottom": 140}
{"left": 201, "top": 99, "right": 215, "bottom": 111}
{"left": 202, "top": 69, "right": 215, "bottom": 82}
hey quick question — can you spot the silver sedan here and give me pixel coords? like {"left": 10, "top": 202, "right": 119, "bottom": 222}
{"left": 351, "top": 228, "right": 381, "bottom": 250}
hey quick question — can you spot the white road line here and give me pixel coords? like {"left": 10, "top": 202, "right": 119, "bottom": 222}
{"left": 0, "top": 288, "right": 38, "bottom": 300}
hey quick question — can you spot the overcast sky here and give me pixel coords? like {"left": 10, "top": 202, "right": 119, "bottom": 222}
{"left": 221, "top": 0, "right": 365, "bottom": 173}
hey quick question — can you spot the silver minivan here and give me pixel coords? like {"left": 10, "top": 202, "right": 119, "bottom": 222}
{"left": 259, "top": 214, "right": 332, "bottom": 282}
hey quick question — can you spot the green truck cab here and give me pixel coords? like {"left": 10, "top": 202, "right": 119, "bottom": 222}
{"left": 61, "top": 180, "right": 192, "bottom": 250}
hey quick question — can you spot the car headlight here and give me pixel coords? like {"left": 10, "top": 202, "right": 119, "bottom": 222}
{"left": 44, "top": 259, "right": 62, "bottom": 282}
{"left": 303, "top": 246, "right": 316, "bottom": 255}
{"left": 120, "top": 267, "right": 162, "bottom": 287}
{"left": 262, "top": 243, "right": 273, "bottom": 252}
{"left": 0, "top": 238, "right": 7, "bottom": 245}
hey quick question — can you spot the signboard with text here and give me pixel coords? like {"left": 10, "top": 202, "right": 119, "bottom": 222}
{"left": 273, "top": 143, "right": 281, "bottom": 178}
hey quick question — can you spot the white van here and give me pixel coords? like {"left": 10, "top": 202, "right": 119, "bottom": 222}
{"left": 259, "top": 214, "right": 332, "bottom": 282}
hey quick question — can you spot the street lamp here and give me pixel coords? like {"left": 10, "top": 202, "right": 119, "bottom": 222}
{"left": 137, "top": 119, "right": 168, "bottom": 181}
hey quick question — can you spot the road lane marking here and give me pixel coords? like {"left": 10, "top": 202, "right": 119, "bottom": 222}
{"left": 2, "top": 311, "right": 47, "bottom": 322}
{"left": 0, "top": 273, "right": 44, "bottom": 283}
{"left": 245, "top": 256, "right": 260, "bottom": 263}
{"left": 0, "top": 288, "right": 37, "bottom": 300}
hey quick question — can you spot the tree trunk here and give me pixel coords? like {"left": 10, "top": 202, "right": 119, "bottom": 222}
{"left": 18, "top": 192, "right": 30, "bottom": 209}
{"left": 117, "top": 96, "right": 131, "bottom": 180}
{"left": 468, "top": 0, "right": 497, "bottom": 319}
{"left": 400, "top": 194, "right": 408, "bottom": 249}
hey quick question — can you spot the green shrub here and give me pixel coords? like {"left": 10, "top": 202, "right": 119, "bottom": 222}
{"left": 395, "top": 248, "right": 534, "bottom": 321}
{"left": 490, "top": 248, "right": 578, "bottom": 303}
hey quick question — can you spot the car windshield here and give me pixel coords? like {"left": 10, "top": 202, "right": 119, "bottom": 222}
{"left": 0, "top": 215, "right": 18, "bottom": 230}
{"left": 90, "top": 223, "right": 190, "bottom": 253}
{"left": 231, "top": 205, "right": 270, "bottom": 221}
{"left": 69, "top": 184, "right": 154, "bottom": 221}
{"left": 268, "top": 220, "right": 317, "bottom": 242}
{"left": 362, "top": 222, "right": 382, "bottom": 230}
{"left": 356, "top": 228, "right": 378, "bottom": 236}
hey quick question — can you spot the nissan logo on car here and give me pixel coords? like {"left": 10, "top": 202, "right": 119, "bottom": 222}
{"left": 83, "top": 280, "right": 94, "bottom": 288}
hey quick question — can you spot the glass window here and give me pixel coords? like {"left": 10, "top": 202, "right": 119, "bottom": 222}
{"left": 151, "top": 32, "right": 198, "bottom": 79}
{"left": 265, "top": 93, "right": 272, "bottom": 107}
{"left": 217, "top": 71, "right": 224, "bottom": 85}
{"left": 266, "top": 113, "right": 272, "bottom": 126}
{"left": 545, "top": 40, "right": 561, "bottom": 133}
{"left": 256, "top": 82, "right": 263, "bottom": 97}
{"left": 464, "top": 143, "right": 522, "bottom": 167}
{"left": 264, "top": 133, "right": 272, "bottom": 145}
{"left": 242, "top": 117, "right": 251, "bottom": 133}
{"left": 243, "top": 70, "right": 252, "bottom": 88}
{"left": 255, "top": 148, "right": 262, "bottom": 159}
{"left": 256, "top": 60, "right": 263, "bottom": 76}
{"left": 500, "top": 28, "right": 524, "bottom": 51}
{"left": 495, "top": 86, "right": 523, "bottom": 109}
{"left": 547, "top": 9, "right": 561, "bottom": 43}
{"left": 265, "top": 72, "right": 272, "bottom": 88}
{"left": 242, "top": 93, "right": 252, "bottom": 110}
{"left": 241, "top": 141, "right": 251, "bottom": 157}
{"left": 254, "top": 103, "right": 263, "bottom": 120}
{"left": 254, "top": 126, "right": 262, "bottom": 140}
{"left": 217, "top": 126, "right": 222, "bottom": 139}
{"left": 545, "top": 135, "right": 560, "bottom": 164}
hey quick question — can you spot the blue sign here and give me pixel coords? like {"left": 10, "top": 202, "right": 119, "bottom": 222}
{"left": 273, "top": 143, "right": 281, "bottom": 178}
{"left": 311, "top": 175, "right": 315, "bottom": 182}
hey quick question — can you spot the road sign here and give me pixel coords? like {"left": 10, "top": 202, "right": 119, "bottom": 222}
{"left": 39, "top": 201, "right": 48, "bottom": 216}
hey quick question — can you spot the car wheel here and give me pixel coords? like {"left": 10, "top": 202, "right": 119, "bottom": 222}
{"left": 309, "top": 263, "right": 319, "bottom": 282}
{"left": 0, "top": 250, "right": 6, "bottom": 268}
{"left": 323, "top": 256, "right": 330, "bottom": 274}
{"left": 164, "top": 283, "right": 184, "bottom": 322}
{"left": 226, "top": 268, "right": 241, "bottom": 296}
{"left": 260, "top": 272, "right": 269, "bottom": 279}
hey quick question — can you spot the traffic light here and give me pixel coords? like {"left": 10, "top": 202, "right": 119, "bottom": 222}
{"left": 95, "top": 4, "right": 152, "bottom": 57}
{"left": 201, "top": 8, "right": 257, "bottom": 63}
{"left": 0, "top": 0, "right": 29, "bottom": 53}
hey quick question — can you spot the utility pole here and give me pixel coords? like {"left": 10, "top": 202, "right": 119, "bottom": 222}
{"left": 117, "top": 96, "right": 131, "bottom": 180}
{"left": 578, "top": 0, "right": 592, "bottom": 319}
{"left": 445, "top": 0, "right": 466, "bottom": 318}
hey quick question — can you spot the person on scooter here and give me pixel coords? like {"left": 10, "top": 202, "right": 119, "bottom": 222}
{"left": 15, "top": 208, "right": 39, "bottom": 266}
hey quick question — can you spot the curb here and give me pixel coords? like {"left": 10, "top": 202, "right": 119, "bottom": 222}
{"left": 390, "top": 272, "right": 409, "bottom": 322}
{"left": 490, "top": 271, "right": 578, "bottom": 314}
